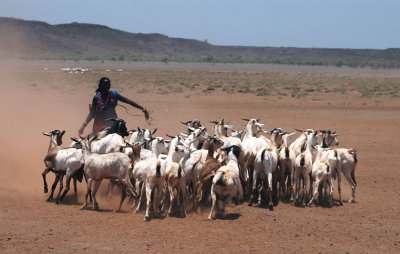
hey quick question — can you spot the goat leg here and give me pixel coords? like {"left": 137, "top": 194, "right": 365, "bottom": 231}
{"left": 46, "top": 174, "right": 60, "bottom": 202}
{"left": 42, "top": 167, "right": 50, "bottom": 193}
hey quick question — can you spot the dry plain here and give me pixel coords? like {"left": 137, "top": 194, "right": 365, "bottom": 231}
{"left": 0, "top": 61, "right": 399, "bottom": 253}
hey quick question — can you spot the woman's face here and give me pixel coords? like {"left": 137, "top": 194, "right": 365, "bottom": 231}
{"left": 99, "top": 83, "right": 110, "bottom": 93}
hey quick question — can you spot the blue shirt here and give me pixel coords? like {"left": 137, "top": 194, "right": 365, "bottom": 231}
{"left": 93, "top": 90, "right": 119, "bottom": 120}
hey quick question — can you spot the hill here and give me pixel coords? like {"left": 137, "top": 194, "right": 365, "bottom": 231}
{"left": 1, "top": 17, "right": 399, "bottom": 68}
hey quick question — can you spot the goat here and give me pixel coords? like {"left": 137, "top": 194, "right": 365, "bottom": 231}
{"left": 77, "top": 137, "right": 137, "bottom": 211}
{"left": 42, "top": 130, "right": 65, "bottom": 193}
{"left": 179, "top": 135, "right": 210, "bottom": 211}
{"left": 336, "top": 148, "right": 358, "bottom": 203}
{"left": 42, "top": 130, "right": 85, "bottom": 203}
{"left": 208, "top": 145, "right": 243, "bottom": 220}
{"left": 277, "top": 131, "right": 297, "bottom": 202}
{"left": 131, "top": 137, "right": 168, "bottom": 221}
{"left": 128, "top": 126, "right": 157, "bottom": 150}
{"left": 210, "top": 119, "right": 242, "bottom": 150}
{"left": 161, "top": 135, "right": 187, "bottom": 217}
{"left": 251, "top": 146, "right": 279, "bottom": 210}
{"left": 294, "top": 130, "right": 319, "bottom": 207}
{"left": 239, "top": 119, "right": 270, "bottom": 199}
{"left": 196, "top": 137, "right": 225, "bottom": 210}
{"left": 181, "top": 119, "right": 202, "bottom": 133}
{"left": 308, "top": 147, "right": 340, "bottom": 207}
{"left": 95, "top": 119, "right": 130, "bottom": 139}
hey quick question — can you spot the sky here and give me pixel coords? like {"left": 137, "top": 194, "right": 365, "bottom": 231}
{"left": 1, "top": 0, "right": 399, "bottom": 49}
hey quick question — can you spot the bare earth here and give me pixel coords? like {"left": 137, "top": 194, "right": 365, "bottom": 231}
{"left": 0, "top": 61, "right": 399, "bottom": 253}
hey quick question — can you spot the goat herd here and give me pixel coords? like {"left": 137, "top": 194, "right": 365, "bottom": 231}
{"left": 42, "top": 118, "right": 358, "bottom": 221}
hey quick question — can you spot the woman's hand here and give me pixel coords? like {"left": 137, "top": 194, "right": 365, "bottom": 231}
{"left": 142, "top": 108, "right": 150, "bottom": 120}
{"left": 78, "top": 122, "right": 87, "bottom": 135}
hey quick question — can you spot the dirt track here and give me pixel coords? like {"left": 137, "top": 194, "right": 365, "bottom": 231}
{"left": 0, "top": 62, "right": 399, "bottom": 253}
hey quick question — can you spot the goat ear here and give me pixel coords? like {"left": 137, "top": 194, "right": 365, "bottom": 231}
{"left": 180, "top": 133, "right": 188, "bottom": 138}
{"left": 137, "top": 126, "right": 141, "bottom": 132}
{"left": 43, "top": 132, "right": 50, "bottom": 136}
{"left": 255, "top": 123, "right": 265, "bottom": 128}
{"left": 256, "top": 119, "right": 260, "bottom": 122}
{"left": 223, "top": 124, "right": 233, "bottom": 129}
{"left": 209, "top": 120, "right": 219, "bottom": 124}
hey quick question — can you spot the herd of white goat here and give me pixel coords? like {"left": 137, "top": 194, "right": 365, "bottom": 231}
{"left": 42, "top": 118, "right": 358, "bottom": 221}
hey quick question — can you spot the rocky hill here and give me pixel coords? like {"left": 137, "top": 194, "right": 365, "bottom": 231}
{"left": 1, "top": 17, "right": 399, "bottom": 68}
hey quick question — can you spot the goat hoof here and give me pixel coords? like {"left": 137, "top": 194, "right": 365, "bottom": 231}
{"left": 44, "top": 187, "right": 48, "bottom": 193}
{"left": 80, "top": 205, "right": 86, "bottom": 210}
{"left": 144, "top": 216, "right": 150, "bottom": 222}
{"left": 55, "top": 200, "right": 60, "bottom": 205}
{"left": 348, "top": 199, "right": 355, "bottom": 203}
{"left": 269, "top": 204, "right": 274, "bottom": 211}
{"left": 248, "top": 202, "right": 253, "bottom": 207}
{"left": 46, "top": 197, "right": 53, "bottom": 202}
{"left": 339, "top": 201, "right": 343, "bottom": 206}
{"left": 208, "top": 216, "right": 214, "bottom": 220}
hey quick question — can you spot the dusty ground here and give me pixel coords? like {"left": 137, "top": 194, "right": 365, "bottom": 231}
{"left": 0, "top": 61, "right": 399, "bottom": 253}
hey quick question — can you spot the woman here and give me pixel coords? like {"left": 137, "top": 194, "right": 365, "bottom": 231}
{"left": 78, "top": 77, "right": 149, "bottom": 136}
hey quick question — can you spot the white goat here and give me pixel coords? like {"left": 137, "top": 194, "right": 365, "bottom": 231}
{"left": 131, "top": 137, "right": 168, "bottom": 221}
{"left": 238, "top": 119, "right": 270, "bottom": 199}
{"left": 78, "top": 137, "right": 137, "bottom": 211}
{"left": 308, "top": 147, "right": 339, "bottom": 207}
{"left": 210, "top": 119, "right": 242, "bottom": 149}
{"left": 278, "top": 131, "right": 297, "bottom": 201}
{"left": 294, "top": 131, "right": 318, "bottom": 207}
{"left": 251, "top": 146, "right": 278, "bottom": 210}
{"left": 336, "top": 148, "right": 358, "bottom": 203}
{"left": 161, "top": 135, "right": 187, "bottom": 217}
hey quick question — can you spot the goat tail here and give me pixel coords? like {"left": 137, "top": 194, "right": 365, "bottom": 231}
{"left": 191, "top": 153, "right": 202, "bottom": 172}
{"left": 325, "top": 164, "right": 330, "bottom": 174}
{"left": 353, "top": 151, "right": 358, "bottom": 164}
{"left": 300, "top": 155, "right": 305, "bottom": 168}
{"left": 285, "top": 146, "right": 289, "bottom": 158}
{"left": 261, "top": 149, "right": 266, "bottom": 161}
{"left": 351, "top": 170, "right": 357, "bottom": 186}
{"left": 156, "top": 160, "right": 161, "bottom": 177}
{"left": 216, "top": 172, "right": 226, "bottom": 187}
{"left": 178, "top": 162, "right": 182, "bottom": 179}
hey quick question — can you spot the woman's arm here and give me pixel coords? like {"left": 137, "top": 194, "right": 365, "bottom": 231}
{"left": 78, "top": 96, "right": 96, "bottom": 135}
{"left": 119, "top": 94, "right": 144, "bottom": 110}
{"left": 119, "top": 94, "right": 149, "bottom": 120}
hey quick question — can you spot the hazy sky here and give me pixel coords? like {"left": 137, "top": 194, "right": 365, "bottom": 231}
{"left": 1, "top": 0, "right": 398, "bottom": 49}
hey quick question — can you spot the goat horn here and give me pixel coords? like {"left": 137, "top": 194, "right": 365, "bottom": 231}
{"left": 256, "top": 119, "right": 260, "bottom": 122}
{"left": 71, "top": 137, "right": 80, "bottom": 142}
{"left": 241, "top": 118, "right": 250, "bottom": 122}
{"left": 209, "top": 121, "right": 219, "bottom": 124}
{"left": 166, "top": 134, "right": 175, "bottom": 139}
{"left": 295, "top": 128, "right": 303, "bottom": 132}
{"left": 43, "top": 132, "right": 50, "bottom": 136}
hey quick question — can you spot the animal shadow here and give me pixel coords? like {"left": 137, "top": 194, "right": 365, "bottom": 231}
{"left": 220, "top": 213, "right": 241, "bottom": 220}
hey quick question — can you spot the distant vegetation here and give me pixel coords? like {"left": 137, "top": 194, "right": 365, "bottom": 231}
{"left": 1, "top": 17, "right": 400, "bottom": 69}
